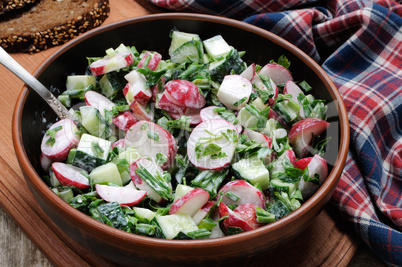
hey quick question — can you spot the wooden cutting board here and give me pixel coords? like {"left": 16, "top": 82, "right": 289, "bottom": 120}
{"left": 0, "top": 0, "right": 360, "bottom": 265}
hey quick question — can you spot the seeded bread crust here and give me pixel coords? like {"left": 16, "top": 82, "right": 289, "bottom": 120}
{"left": 0, "top": 0, "right": 110, "bottom": 53}
{"left": 0, "top": 0, "right": 37, "bottom": 15}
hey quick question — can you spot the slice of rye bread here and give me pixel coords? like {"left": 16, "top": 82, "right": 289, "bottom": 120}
{"left": 0, "top": 0, "right": 110, "bottom": 53}
{"left": 0, "top": 0, "right": 38, "bottom": 15}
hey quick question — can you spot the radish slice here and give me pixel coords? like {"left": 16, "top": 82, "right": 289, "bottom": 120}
{"left": 240, "top": 63, "right": 256, "bottom": 81}
{"left": 283, "top": 81, "right": 305, "bottom": 119}
{"left": 258, "top": 63, "right": 293, "bottom": 85}
{"left": 296, "top": 157, "right": 313, "bottom": 170}
{"left": 41, "top": 119, "right": 80, "bottom": 161}
{"left": 288, "top": 118, "right": 330, "bottom": 158}
{"left": 129, "top": 101, "right": 154, "bottom": 121}
{"left": 112, "top": 111, "right": 138, "bottom": 132}
{"left": 84, "top": 90, "right": 116, "bottom": 117}
{"left": 187, "top": 119, "right": 238, "bottom": 170}
{"left": 52, "top": 162, "right": 90, "bottom": 189}
{"left": 298, "top": 154, "right": 328, "bottom": 199}
{"left": 40, "top": 152, "right": 53, "bottom": 172}
{"left": 123, "top": 70, "right": 152, "bottom": 106}
{"left": 165, "top": 80, "right": 206, "bottom": 109}
{"left": 199, "top": 105, "right": 243, "bottom": 132}
{"left": 243, "top": 129, "right": 272, "bottom": 148}
{"left": 233, "top": 203, "right": 263, "bottom": 230}
{"left": 216, "top": 75, "right": 252, "bottom": 110}
{"left": 218, "top": 180, "right": 266, "bottom": 209}
{"left": 125, "top": 121, "right": 177, "bottom": 169}
{"left": 218, "top": 202, "right": 254, "bottom": 232}
{"left": 169, "top": 188, "right": 210, "bottom": 217}
{"left": 111, "top": 139, "right": 126, "bottom": 149}
{"left": 95, "top": 184, "right": 147, "bottom": 206}
{"left": 192, "top": 200, "right": 215, "bottom": 225}
{"left": 137, "top": 51, "right": 162, "bottom": 71}
{"left": 157, "top": 90, "right": 188, "bottom": 114}
{"left": 169, "top": 108, "right": 202, "bottom": 125}
{"left": 90, "top": 51, "right": 133, "bottom": 76}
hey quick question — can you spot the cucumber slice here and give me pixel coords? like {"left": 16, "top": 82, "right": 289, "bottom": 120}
{"left": 273, "top": 101, "right": 298, "bottom": 124}
{"left": 99, "top": 72, "right": 126, "bottom": 98}
{"left": 270, "top": 179, "right": 297, "bottom": 195}
{"left": 133, "top": 207, "right": 156, "bottom": 223}
{"left": 156, "top": 214, "right": 198, "bottom": 240}
{"left": 90, "top": 162, "right": 123, "bottom": 186}
{"left": 70, "top": 134, "right": 112, "bottom": 172}
{"left": 66, "top": 75, "right": 96, "bottom": 91}
{"left": 169, "top": 30, "right": 202, "bottom": 56}
{"left": 237, "top": 106, "right": 258, "bottom": 129}
{"left": 170, "top": 40, "right": 203, "bottom": 64}
{"left": 80, "top": 106, "right": 112, "bottom": 139}
{"left": 203, "top": 35, "right": 231, "bottom": 59}
{"left": 232, "top": 156, "right": 270, "bottom": 190}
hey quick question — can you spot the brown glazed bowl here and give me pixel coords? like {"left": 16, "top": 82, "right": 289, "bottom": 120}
{"left": 12, "top": 13, "right": 349, "bottom": 266}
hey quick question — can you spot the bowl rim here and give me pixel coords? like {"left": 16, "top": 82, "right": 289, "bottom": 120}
{"left": 12, "top": 13, "right": 350, "bottom": 250}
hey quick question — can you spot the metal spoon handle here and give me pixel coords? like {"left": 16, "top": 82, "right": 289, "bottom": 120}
{"left": 0, "top": 47, "right": 72, "bottom": 120}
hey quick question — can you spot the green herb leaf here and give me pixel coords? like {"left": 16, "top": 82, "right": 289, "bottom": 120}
{"left": 147, "top": 130, "right": 160, "bottom": 142}
{"left": 45, "top": 125, "right": 63, "bottom": 147}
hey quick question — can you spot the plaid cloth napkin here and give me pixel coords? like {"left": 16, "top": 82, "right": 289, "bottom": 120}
{"left": 150, "top": 0, "right": 402, "bottom": 265}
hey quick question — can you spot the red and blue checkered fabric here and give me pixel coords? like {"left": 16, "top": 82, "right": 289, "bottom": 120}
{"left": 151, "top": 0, "right": 402, "bottom": 265}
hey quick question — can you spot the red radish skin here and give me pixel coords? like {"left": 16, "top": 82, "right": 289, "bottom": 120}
{"left": 113, "top": 111, "right": 138, "bottom": 132}
{"left": 218, "top": 180, "right": 266, "bottom": 209}
{"left": 95, "top": 184, "right": 147, "bottom": 206}
{"left": 90, "top": 52, "right": 133, "bottom": 76}
{"left": 169, "top": 188, "right": 210, "bottom": 217}
{"left": 192, "top": 200, "right": 215, "bottom": 225}
{"left": 296, "top": 157, "right": 313, "bottom": 170}
{"left": 129, "top": 101, "right": 154, "bottom": 121}
{"left": 157, "top": 91, "right": 188, "bottom": 114}
{"left": 111, "top": 139, "right": 126, "bottom": 149}
{"left": 125, "top": 121, "right": 177, "bottom": 169}
{"left": 151, "top": 77, "right": 165, "bottom": 102}
{"left": 123, "top": 82, "right": 152, "bottom": 106}
{"left": 169, "top": 108, "right": 202, "bottom": 125}
{"left": 165, "top": 80, "right": 206, "bottom": 109}
{"left": 243, "top": 129, "right": 272, "bottom": 148}
{"left": 268, "top": 108, "right": 289, "bottom": 130}
{"left": 218, "top": 202, "right": 254, "bottom": 232}
{"left": 123, "top": 70, "right": 152, "bottom": 106}
{"left": 258, "top": 63, "right": 293, "bottom": 85}
{"left": 41, "top": 119, "right": 80, "bottom": 161}
{"left": 85, "top": 90, "right": 116, "bottom": 117}
{"left": 137, "top": 51, "right": 162, "bottom": 70}
{"left": 129, "top": 158, "right": 170, "bottom": 203}
{"left": 288, "top": 118, "right": 330, "bottom": 158}
{"left": 187, "top": 119, "right": 238, "bottom": 170}
{"left": 52, "top": 162, "right": 90, "bottom": 189}
{"left": 233, "top": 203, "right": 263, "bottom": 230}
{"left": 298, "top": 154, "right": 328, "bottom": 199}
{"left": 199, "top": 106, "right": 243, "bottom": 133}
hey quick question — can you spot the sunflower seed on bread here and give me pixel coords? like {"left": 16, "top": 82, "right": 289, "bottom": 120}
{"left": 0, "top": 0, "right": 110, "bottom": 53}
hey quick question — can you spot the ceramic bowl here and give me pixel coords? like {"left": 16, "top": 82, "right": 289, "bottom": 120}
{"left": 12, "top": 13, "right": 349, "bottom": 266}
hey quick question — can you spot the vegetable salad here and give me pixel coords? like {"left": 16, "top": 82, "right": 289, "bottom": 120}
{"left": 40, "top": 30, "right": 330, "bottom": 240}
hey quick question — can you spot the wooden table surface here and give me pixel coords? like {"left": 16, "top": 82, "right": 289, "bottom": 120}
{"left": 0, "top": 0, "right": 387, "bottom": 266}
